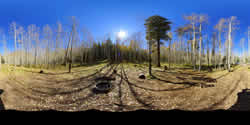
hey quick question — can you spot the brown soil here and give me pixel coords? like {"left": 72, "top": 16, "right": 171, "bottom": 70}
{"left": 0, "top": 64, "right": 249, "bottom": 111}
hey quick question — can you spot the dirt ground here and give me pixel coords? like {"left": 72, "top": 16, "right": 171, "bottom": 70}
{"left": 0, "top": 63, "right": 249, "bottom": 111}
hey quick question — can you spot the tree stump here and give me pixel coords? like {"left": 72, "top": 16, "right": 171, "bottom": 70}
{"left": 164, "top": 66, "right": 168, "bottom": 71}
{"left": 113, "top": 69, "right": 117, "bottom": 74}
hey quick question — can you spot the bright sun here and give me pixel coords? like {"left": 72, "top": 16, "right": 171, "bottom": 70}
{"left": 118, "top": 31, "right": 126, "bottom": 39}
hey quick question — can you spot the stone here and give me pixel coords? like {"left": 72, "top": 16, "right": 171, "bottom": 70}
{"left": 139, "top": 73, "right": 146, "bottom": 79}
{"left": 39, "top": 70, "right": 44, "bottom": 74}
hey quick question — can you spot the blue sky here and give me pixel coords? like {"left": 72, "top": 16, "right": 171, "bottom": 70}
{"left": 0, "top": 0, "right": 250, "bottom": 55}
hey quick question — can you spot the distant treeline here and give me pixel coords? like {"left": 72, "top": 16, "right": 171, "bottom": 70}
{"left": 0, "top": 15, "right": 248, "bottom": 73}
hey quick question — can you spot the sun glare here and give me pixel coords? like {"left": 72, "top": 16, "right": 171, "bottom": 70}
{"left": 118, "top": 30, "right": 126, "bottom": 39}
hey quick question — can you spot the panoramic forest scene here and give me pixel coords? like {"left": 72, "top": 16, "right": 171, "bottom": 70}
{"left": 0, "top": 0, "right": 250, "bottom": 112}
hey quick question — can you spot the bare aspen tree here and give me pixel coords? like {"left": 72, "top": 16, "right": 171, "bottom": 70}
{"left": 0, "top": 38, "right": 1, "bottom": 69}
{"left": 215, "top": 18, "right": 226, "bottom": 69}
{"left": 228, "top": 18, "right": 232, "bottom": 71}
{"left": 198, "top": 14, "right": 208, "bottom": 71}
{"left": 24, "top": 30, "right": 29, "bottom": 66}
{"left": 10, "top": 22, "right": 17, "bottom": 67}
{"left": 2, "top": 34, "right": 8, "bottom": 66}
{"left": 224, "top": 38, "right": 228, "bottom": 69}
{"left": 212, "top": 32, "right": 216, "bottom": 69}
{"left": 202, "top": 34, "right": 205, "bottom": 66}
{"left": 240, "top": 38, "right": 245, "bottom": 63}
{"left": 27, "top": 24, "right": 36, "bottom": 67}
{"left": 17, "top": 26, "right": 25, "bottom": 66}
{"left": 168, "top": 32, "right": 172, "bottom": 69}
{"left": 0, "top": 54, "right": 1, "bottom": 69}
{"left": 56, "top": 22, "right": 63, "bottom": 65}
{"left": 68, "top": 16, "right": 78, "bottom": 73}
{"left": 184, "top": 14, "right": 198, "bottom": 70}
{"left": 176, "top": 25, "right": 189, "bottom": 64}
{"left": 34, "top": 28, "right": 40, "bottom": 66}
{"left": 43, "top": 24, "right": 53, "bottom": 69}
{"left": 226, "top": 16, "right": 239, "bottom": 71}
{"left": 248, "top": 26, "right": 250, "bottom": 62}
{"left": 0, "top": 29, "right": 4, "bottom": 69}
{"left": 206, "top": 36, "right": 210, "bottom": 67}
{"left": 183, "top": 24, "right": 192, "bottom": 64}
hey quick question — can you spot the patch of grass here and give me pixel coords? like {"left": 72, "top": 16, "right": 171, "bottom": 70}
{"left": 147, "top": 75, "right": 157, "bottom": 80}
{"left": 0, "top": 64, "right": 11, "bottom": 73}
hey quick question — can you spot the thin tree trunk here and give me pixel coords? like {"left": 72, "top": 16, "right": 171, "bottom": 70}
{"left": 192, "top": 23, "right": 196, "bottom": 70}
{"left": 157, "top": 39, "right": 161, "bottom": 67}
{"left": 218, "top": 31, "right": 222, "bottom": 70}
{"left": 14, "top": 25, "right": 17, "bottom": 68}
{"left": 149, "top": 41, "right": 152, "bottom": 76}
{"left": 69, "top": 22, "right": 75, "bottom": 73}
{"left": 0, "top": 54, "right": 1, "bottom": 69}
{"left": 228, "top": 20, "right": 232, "bottom": 72}
{"left": 64, "top": 32, "right": 72, "bottom": 67}
{"left": 199, "top": 23, "right": 202, "bottom": 72}
{"left": 169, "top": 40, "right": 171, "bottom": 70}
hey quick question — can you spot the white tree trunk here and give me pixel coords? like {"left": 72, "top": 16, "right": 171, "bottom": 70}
{"left": 228, "top": 20, "right": 232, "bottom": 71}
{"left": 199, "top": 23, "right": 202, "bottom": 71}
{"left": 192, "top": 23, "right": 196, "bottom": 70}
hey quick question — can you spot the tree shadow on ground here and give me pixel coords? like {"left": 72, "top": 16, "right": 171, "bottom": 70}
{"left": 176, "top": 76, "right": 186, "bottom": 81}
{"left": 72, "top": 60, "right": 108, "bottom": 68}
{"left": 27, "top": 63, "right": 112, "bottom": 85}
{"left": 0, "top": 89, "right": 5, "bottom": 110}
{"left": 8, "top": 64, "right": 120, "bottom": 110}
{"left": 21, "top": 60, "right": 110, "bottom": 76}
{"left": 113, "top": 64, "right": 215, "bottom": 111}
{"left": 56, "top": 64, "right": 119, "bottom": 106}
{"left": 151, "top": 75, "right": 200, "bottom": 86}
{"left": 115, "top": 72, "right": 193, "bottom": 93}
{"left": 229, "top": 89, "right": 250, "bottom": 111}
{"left": 203, "top": 78, "right": 242, "bottom": 111}
{"left": 57, "top": 92, "right": 96, "bottom": 105}
{"left": 192, "top": 77, "right": 217, "bottom": 83}
{"left": 29, "top": 64, "right": 118, "bottom": 97}
{"left": 150, "top": 66, "right": 218, "bottom": 87}
{"left": 151, "top": 74, "right": 216, "bottom": 89}
{"left": 120, "top": 65, "right": 155, "bottom": 110}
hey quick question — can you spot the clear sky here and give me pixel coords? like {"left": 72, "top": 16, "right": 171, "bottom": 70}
{"left": 0, "top": 0, "right": 250, "bottom": 55}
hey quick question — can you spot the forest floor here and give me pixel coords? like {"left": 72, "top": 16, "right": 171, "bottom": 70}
{"left": 0, "top": 62, "right": 250, "bottom": 111}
